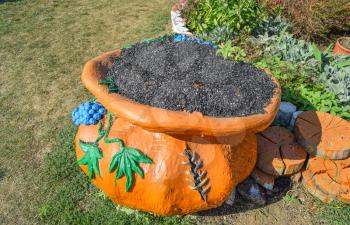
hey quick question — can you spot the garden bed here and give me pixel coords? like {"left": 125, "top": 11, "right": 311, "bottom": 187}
{"left": 106, "top": 35, "right": 276, "bottom": 117}
{"left": 74, "top": 33, "right": 282, "bottom": 215}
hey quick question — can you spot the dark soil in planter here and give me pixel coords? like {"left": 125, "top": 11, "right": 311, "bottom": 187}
{"left": 106, "top": 36, "right": 277, "bottom": 117}
{"left": 340, "top": 38, "right": 350, "bottom": 50}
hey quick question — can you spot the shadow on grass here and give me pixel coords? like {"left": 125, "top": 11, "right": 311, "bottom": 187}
{"left": 198, "top": 176, "right": 293, "bottom": 217}
{"left": 0, "top": 168, "right": 6, "bottom": 182}
{"left": 0, "top": 0, "right": 20, "bottom": 4}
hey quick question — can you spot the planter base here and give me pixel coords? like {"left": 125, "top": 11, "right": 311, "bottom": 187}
{"left": 76, "top": 117, "right": 257, "bottom": 215}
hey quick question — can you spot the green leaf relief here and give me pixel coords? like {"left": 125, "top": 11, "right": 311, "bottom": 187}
{"left": 78, "top": 111, "right": 153, "bottom": 191}
{"left": 99, "top": 77, "right": 118, "bottom": 93}
{"left": 77, "top": 140, "right": 103, "bottom": 179}
{"left": 109, "top": 147, "right": 152, "bottom": 192}
{"left": 99, "top": 78, "right": 112, "bottom": 85}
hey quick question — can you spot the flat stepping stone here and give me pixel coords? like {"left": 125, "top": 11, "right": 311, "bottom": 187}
{"left": 306, "top": 157, "right": 328, "bottom": 174}
{"left": 327, "top": 167, "right": 350, "bottom": 186}
{"left": 251, "top": 167, "right": 275, "bottom": 190}
{"left": 312, "top": 172, "right": 350, "bottom": 203}
{"left": 257, "top": 126, "right": 307, "bottom": 176}
{"left": 302, "top": 170, "right": 333, "bottom": 203}
{"left": 305, "top": 156, "right": 350, "bottom": 203}
{"left": 294, "top": 111, "right": 350, "bottom": 160}
{"left": 324, "top": 157, "right": 350, "bottom": 185}
{"left": 307, "top": 156, "right": 350, "bottom": 186}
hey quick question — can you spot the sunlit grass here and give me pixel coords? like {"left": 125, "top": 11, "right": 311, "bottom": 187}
{"left": 0, "top": 0, "right": 174, "bottom": 223}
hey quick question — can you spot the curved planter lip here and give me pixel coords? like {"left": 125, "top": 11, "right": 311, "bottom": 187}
{"left": 334, "top": 37, "right": 350, "bottom": 55}
{"left": 82, "top": 49, "right": 281, "bottom": 136}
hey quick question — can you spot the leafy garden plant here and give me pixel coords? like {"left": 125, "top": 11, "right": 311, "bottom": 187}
{"left": 197, "top": 25, "right": 234, "bottom": 45}
{"left": 252, "top": 16, "right": 350, "bottom": 105}
{"left": 216, "top": 40, "right": 246, "bottom": 61}
{"left": 202, "top": 13, "right": 350, "bottom": 119}
{"left": 256, "top": 56, "right": 350, "bottom": 119}
{"left": 183, "top": 0, "right": 266, "bottom": 38}
{"left": 216, "top": 41, "right": 234, "bottom": 59}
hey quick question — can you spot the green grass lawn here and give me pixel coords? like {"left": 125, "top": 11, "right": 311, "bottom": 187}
{"left": 0, "top": 0, "right": 176, "bottom": 223}
{"left": 1, "top": 0, "right": 350, "bottom": 224}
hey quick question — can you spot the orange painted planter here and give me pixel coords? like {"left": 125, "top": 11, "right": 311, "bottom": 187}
{"left": 333, "top": 37, "right": 350, "bottom": 55}
{"left": 75, "top": 49, "right": 281, "bottom": 215}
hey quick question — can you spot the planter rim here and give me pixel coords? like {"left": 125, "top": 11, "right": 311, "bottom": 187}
{"left": 81, "top": 49, "right": 281, "bottom": 136}
{"left": 336, "top": 37, "right": 350, "bottom": 53}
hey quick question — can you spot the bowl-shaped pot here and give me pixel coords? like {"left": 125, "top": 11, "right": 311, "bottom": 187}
{"left": 75, "top": 49, "right": 281, "bottom": 215}
{"left": 82, "top": 50, "right": 281, "bottom": 137}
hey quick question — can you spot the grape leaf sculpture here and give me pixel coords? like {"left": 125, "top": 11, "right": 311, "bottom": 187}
{"left": 77, "top": 141, "right": 103, "bottom": 178}
{"left": 103, "top": 113, "right": 152, "bottom": 192}
{"left": 78, "top": 112, "right": 152, "bottom": 192}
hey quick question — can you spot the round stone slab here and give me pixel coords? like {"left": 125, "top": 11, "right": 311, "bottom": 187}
{"left": 308, "top": 156, "right": 350, "bottom": 186}
{"left": 312, "top": 172, "right": 350, "bottom": 203}
{"left": 302, "top": 170, "right": 333, "bottom": 203}
{"left": 306, "top": 156, "right": 350, "bottom": 203}
{"left": 324, "top": 157, "right": 350, "bottom": 186}
{"left": 282, "top": 143, "right": 308, "bottom": 175}
{"left": 294, "top": 111, "right": 350, "bottom": 160}
{"left": 257, "top": 126, "right": 307, "bottom": 176}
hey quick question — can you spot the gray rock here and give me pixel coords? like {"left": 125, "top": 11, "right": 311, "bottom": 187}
{"left": 275, "top": 102, "right": 297, "bottom": 127}
{"left": 237, "top": 177, "right": 266, "bottom": 205}
{"left": 225, "top": 188, "right": 236, "bottom": 205}
{"left": 289, "top": 110, "right": 303, "bottom": 128}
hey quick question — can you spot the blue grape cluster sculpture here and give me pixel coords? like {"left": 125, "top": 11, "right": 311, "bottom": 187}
{"left": 72, "top": 101, "right": 106, "bottom": 126}
{"left": 173, "top": 34, "right": 218, "bottom": 48}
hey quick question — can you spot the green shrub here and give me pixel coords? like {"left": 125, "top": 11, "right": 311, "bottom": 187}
{"left": 253, "top": 15, "right": 290, "bottom": 36}
{"left": 216, "top": 40, "right": 246, "bottom": 61}
{"left": 251, "top": 17, "right": 350, "bottom": 105}
{"left": 197, "top": 25, "right": 234, "bottom": 45}
{"left": 255, "top": 57, "right": 350, "bottom": 119}
{"left": 183, "top": 0, "right": 266, "bottom": 37}
{"left": 259, "top": 0, "right": 350, "bottom": 41}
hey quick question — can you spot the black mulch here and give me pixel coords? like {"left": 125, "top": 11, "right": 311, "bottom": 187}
{"left": 106, "top": 36, "right": 277, "bottom": 117}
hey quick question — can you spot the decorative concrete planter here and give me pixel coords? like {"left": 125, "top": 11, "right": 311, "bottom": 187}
{"left": 333, "top": 37, "right": 350, "bottom": 55}
{"left": 74, "top": 40, "right": 281, "bottom": 215}
{"left": 171, "top": 0, "right": 192, "bottom": 35}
